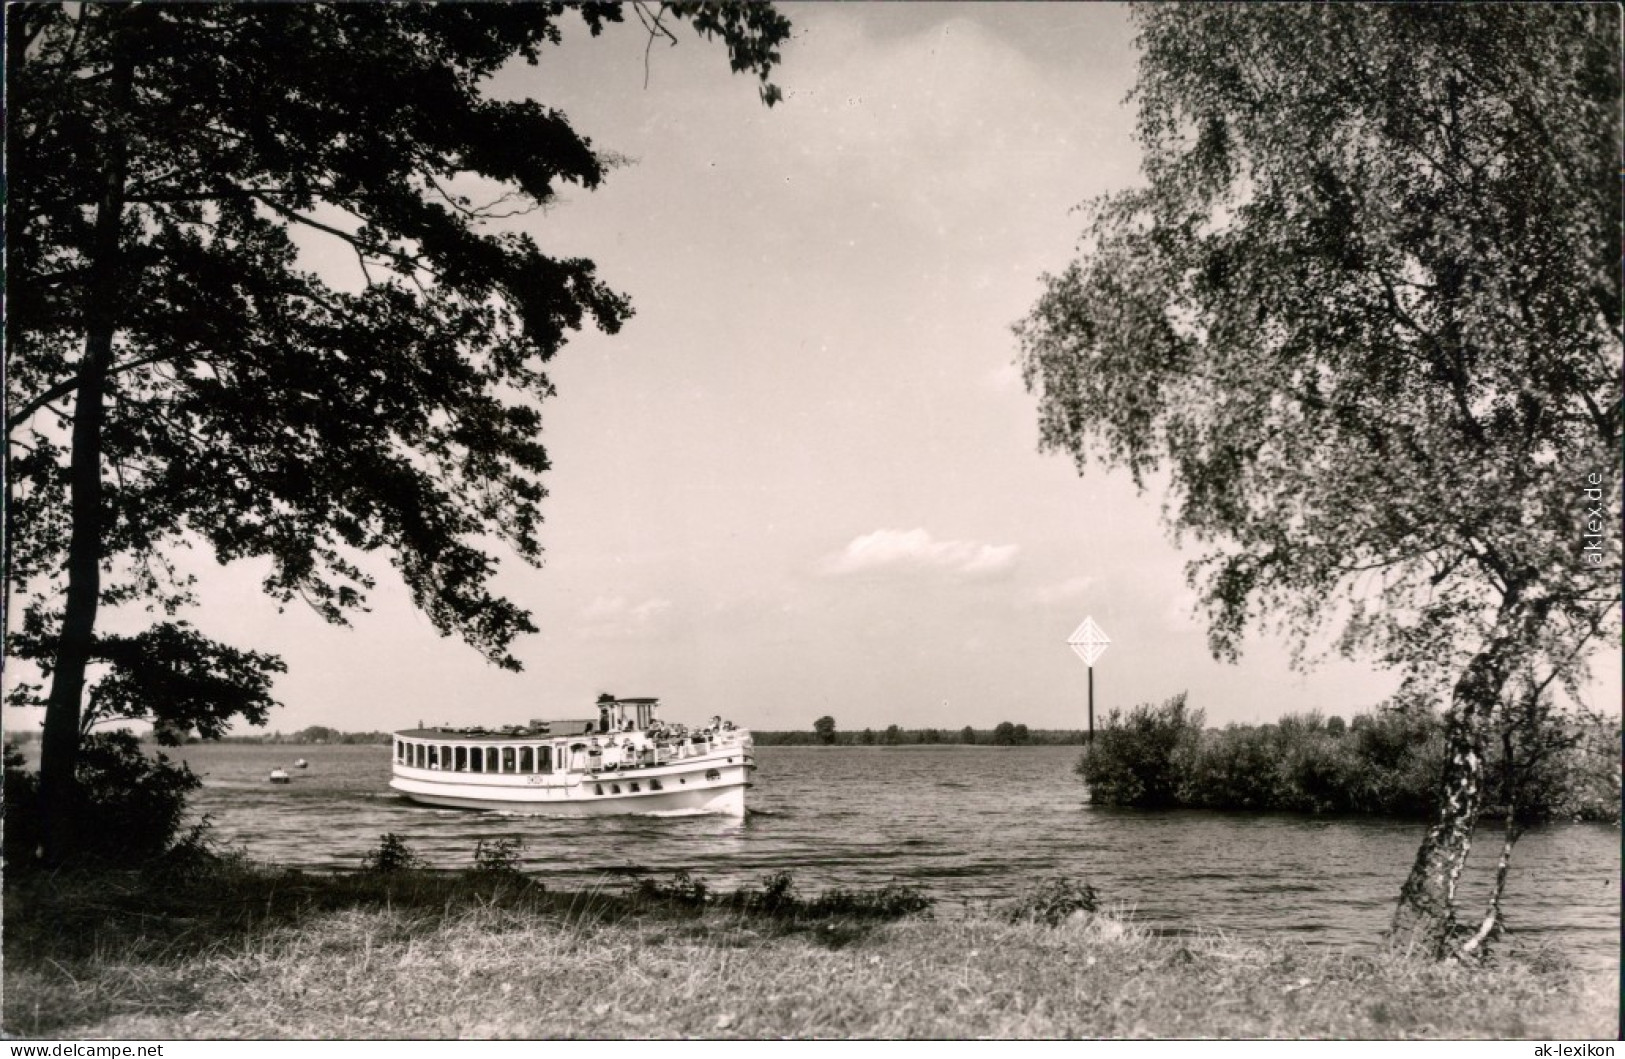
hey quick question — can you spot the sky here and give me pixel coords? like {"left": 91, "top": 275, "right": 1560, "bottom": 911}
{"left": 5, "top": 3, "right": 1619, "bottom": 738}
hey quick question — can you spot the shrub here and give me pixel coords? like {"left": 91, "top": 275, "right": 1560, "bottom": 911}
{"left": 3, "top": 742, "right": 41, "bottom": 868}
{"left": 1343, "top": 703, "right": 1443, "bottom": 816}
{"left": 736, "top": 870, "right": 797, "bottom": 915}
{"left": 362, "top": 832, "right": 421, "bottom": 873}
{"left": 1078, "top": 692, "right": 1203, "bottom": 807}
{"left": 1002, "top": 877, "right": 1099, "bottom": 926}
{"left": 805, "top": 882, "right": 932, "bottom": 919}
{"left": 1493, "top": 720, "right": 1621, "bottom": 823}
{"left": 4, "top": 731, "right": 203, "bottom": 869}
{"left": 471, "top": 837, "right": 525, "bottom": 876}
{"left": 633, "top": 869, "right": 710, "bottom": 910}
{"left": 634, "top": 871, "right": 933, "bottom": 922}
{"left": 1181, "top": 724, "right": 1284, "bottom": 810}
{"left": 1075, "top": 693, "right": 1612, "bottom": 822}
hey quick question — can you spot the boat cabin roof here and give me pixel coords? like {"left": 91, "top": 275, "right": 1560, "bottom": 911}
{"left": 395, "top": 698, "right": 666, "bottom": 741}
{"left": 395, "top": 719, "right": 594, "bottom": 741}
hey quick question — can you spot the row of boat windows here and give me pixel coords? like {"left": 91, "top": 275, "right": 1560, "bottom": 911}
{"left": 396, "top": 741, "right": 555, "bottom": 774}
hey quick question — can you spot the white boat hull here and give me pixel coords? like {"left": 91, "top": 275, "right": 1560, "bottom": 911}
{"left": 389, "top": 753, "right": 752, "bottom": 817}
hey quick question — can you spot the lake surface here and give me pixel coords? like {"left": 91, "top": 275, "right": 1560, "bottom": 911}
{"left": 165, "top": 742, "right": 1619, "bottom": 969}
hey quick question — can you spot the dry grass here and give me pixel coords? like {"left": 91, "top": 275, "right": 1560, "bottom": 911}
{"left": 4, "top": 865, "right": 1615, "bottom": 1040}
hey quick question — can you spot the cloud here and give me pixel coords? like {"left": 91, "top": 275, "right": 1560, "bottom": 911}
{"left": 579, "top": 596, "right": 674, "bottom": 637}
{"left": 823, "top": 528, "right": 1019, "bottom": 578}
{"left": 1030, "top": 575, "right": 1097, "bottom": 605}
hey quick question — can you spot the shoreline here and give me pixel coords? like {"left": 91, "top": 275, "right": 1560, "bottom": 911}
{"left": 4, "top": 859, "right": 1616, "bottom": 1040}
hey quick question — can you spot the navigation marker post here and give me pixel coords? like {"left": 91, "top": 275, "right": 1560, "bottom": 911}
{"left": 1067, "top": 616, "right": 1110, "bottom": 744}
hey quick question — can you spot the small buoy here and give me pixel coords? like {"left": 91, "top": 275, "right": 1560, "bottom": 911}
{"left": 294, "top": 759, "right": 308, "bottom": 769}
{"left": 269, "top": 769, "right": 291, "bottom": 784}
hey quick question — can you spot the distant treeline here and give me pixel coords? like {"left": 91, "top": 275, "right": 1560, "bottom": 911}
{"left": 218, "top": 726, "right": 392, "bottom": 746}
{"left": 754, "top": 721, "right": 1085, "bottom": 747}
{"left": 1080, "top": 693, "right": 1620, "bottom": 823}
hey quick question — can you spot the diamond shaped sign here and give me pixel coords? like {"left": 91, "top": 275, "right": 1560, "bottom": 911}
{"left": 1067, "top": 616, "right": 1110, "bottom": 667}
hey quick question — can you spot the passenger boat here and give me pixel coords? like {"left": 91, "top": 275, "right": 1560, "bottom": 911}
{"left": 389, "top": 697, "right": 754, "bottom": 816}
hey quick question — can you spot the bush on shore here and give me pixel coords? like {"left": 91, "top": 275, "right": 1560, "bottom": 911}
{"left": 1079, "top": 694, "right": 1620, "bottom": 822}
{"left": 3, "top": 731, "right": 204, "bottom": 870}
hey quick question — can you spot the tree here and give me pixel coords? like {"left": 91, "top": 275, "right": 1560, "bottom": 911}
{"left": 812, "top": 715, "right": 837, "bottom": 746}
{"left": 991, "top": 721, "right": 1017, "bottom": 746}
{"left": 1017, "top": 5, "right": 1620, "bottom": 958}
{"left": 881, "top": 723, "right": 902, "bottom": 746}
{"left": 960, "top": 725, "right": 977, "bottom": 745}
{"left": 6, "top": 2, "right": 790, "bottom": 862}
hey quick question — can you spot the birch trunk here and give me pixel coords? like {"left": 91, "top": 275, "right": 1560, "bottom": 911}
{"left": 1389, "top": 602, "right": 1542, "bottom": 959}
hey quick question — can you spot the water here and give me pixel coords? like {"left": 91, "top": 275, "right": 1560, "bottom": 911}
{"left": 171, "top": 742, "right": 1619, "bottom": 969}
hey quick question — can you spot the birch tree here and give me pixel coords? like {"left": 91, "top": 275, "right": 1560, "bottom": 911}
{"left": 1016, "top": 4, "right": 1620, "bottom": 959}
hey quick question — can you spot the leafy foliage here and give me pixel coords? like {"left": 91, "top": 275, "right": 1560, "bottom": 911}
{"left": 7, "top": 619, "right": 284, "bottom": 743}
{"left": 1019, "top": 2, "right": 1618, "bottom": 692}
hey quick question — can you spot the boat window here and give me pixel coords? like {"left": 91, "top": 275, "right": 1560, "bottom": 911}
{"left": 454, "top": 745, "right": 467, "bottom": 771}
{"left": 705, "top": 769, "right": 721, "bottom": 781}
{"left": 441, "top": 745, "right": 452, "bottom": 770}
{"left": 501, "top": 747, "right": 516, "bottom": 773}
{"left": 471, "top": 747, "right": 484, "bottom": 774}
{"left": 519, "top": 746, "right": 533, "bottom": 772}
{"left": 539, "top": 745, "right": 552, "bottom": 773}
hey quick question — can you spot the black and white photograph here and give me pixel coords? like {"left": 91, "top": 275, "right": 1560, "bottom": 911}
{"left": 3, "top": 1, "right": 1620, "bottom": 1045}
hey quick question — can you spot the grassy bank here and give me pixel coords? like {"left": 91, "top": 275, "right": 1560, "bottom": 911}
{"left": 3, "top": 860, "right": 1614, "bottom": 1040}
